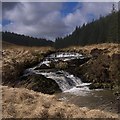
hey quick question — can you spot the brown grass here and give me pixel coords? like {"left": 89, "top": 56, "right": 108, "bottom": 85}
{"left": 2, "top": 46, "right": 55, "bottom": 85}
{"left": 62, "top": 43, "right": 120, "bottom": 56}
{"left": 2, "top": 86, "right": 118, "bottom": 118}
{"left": 1, "top": 43, "right": 120, "bottom": 118}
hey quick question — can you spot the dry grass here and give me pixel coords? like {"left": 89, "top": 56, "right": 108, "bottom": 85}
{"left": 61, "top": 43, "right": 120, "bottom": 90}
{"left": 62, "top": 43, "right": 119, "bottom": 56}
{"left": 2, "top": 86, "right": 118, "bottom": 118}
{"left": 1, "top": 43, "right": 120, "bottom": 119}
{"left": 2, "top": 46, "right": 54, "bottom": 85}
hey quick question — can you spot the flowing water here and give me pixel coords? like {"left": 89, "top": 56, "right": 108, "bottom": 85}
{"left": 23, "top": 52, "right": 117, "bottom": 113}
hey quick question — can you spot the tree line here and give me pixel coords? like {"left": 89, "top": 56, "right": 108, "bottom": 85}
{"left": 54, "top": 10, "right": 120, "bottom": 48}
{"left": 2, "top": 9, "right": 120, "bottom": 48}
{"left": 2, "top": 32, "right": 53, "bottom": 47}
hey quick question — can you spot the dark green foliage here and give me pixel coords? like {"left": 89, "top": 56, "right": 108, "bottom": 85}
{"left": 2, "top": 31, "right": 54, "bottom": 47}
{"left": 2, "top": 11, "right": 120, "bottom": 48}
{"left": 55, "top": 11, "right": 120, "bottom": 49}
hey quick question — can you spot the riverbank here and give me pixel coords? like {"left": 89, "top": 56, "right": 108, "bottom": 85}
{"left": 2, "top": 43, "right": 120, "bottom": 118}
{"left": 2, "top": 43, "right": 119, "bottom": 90}
{"left": 2, "top": 85, "right": 118, "bottom": 118}
{"left": 2, "top": 46, "right": 55, "bottom": 86}
{"left": 57, "top": 43, "right": 120, "bottom": 92}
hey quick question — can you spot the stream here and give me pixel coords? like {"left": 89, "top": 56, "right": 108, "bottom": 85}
{"left": 23, "top": 52, "right": 117, "bottom": 113}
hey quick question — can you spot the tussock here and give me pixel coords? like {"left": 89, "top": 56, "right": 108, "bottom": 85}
{"left": 2, "top": 44, "right": 120, "bottom": 119}
{"left": 62, "top": 43, "right": 119, "bottom": 56}
{"left": 2, "top": 86, "right": 118, "bottom": 118}
{"left": 2, "top": 47, "right": 54, "bottom": 85}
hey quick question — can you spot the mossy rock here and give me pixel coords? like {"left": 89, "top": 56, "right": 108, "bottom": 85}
{"left": 55, "top": 61, "right": 68, "bottom": 70}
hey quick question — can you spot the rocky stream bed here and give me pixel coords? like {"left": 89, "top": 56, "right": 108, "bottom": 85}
{"left": 19, "top": 52, "right": 119, "bottom": 114}
{"left": 2, "top": 44, "right": 120, "bottom": 118}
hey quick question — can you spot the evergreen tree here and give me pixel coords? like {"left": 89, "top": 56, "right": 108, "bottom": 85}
{"left": 54, "top": 10, "right": 120, "bottom": 49}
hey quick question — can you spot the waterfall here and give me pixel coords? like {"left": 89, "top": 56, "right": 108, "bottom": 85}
{"left": 23, "top": 52, "right": 91, "bottom": 93}
{"left": 39, "top": 71, "right": 87, "bottom": 92}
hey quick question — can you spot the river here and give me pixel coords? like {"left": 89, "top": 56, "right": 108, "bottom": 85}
{"left": 23, "top": 52, "right": 118, "bottom": 113}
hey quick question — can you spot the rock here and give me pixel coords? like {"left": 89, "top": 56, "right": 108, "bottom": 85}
{"left": 90, "top": 48, "right": 104, "bottom": 57}
{"left": 112, "top": 53, "right": 120, "bottom": 60}
{"left": 49, "top": 61, "right": 55, "bottom": 68}
{"left": 55, "top": 61, "right": 68, "bottom": 70}
{"left": 89, "top": 83, "right": 113, "bottom": 89}
{"left": 17, "top": 74, "right": 61, "bottom": 94}
{"left": 35, "top": 64, "right": 50, "bottom": 70}
{"left": 68, "top": 57, "right": 91, "bottom": 66}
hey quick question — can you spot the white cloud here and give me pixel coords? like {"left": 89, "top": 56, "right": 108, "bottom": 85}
{"left": 0, "top": 24, "right": 2, "bottom": 32}
{"left": 64, "top": 9, "right": 86, "bottom": 27}
{"left": 3, "top": 2, "right": 116, "bottom": 40}
{"left": 79, "top": 2, "right": 118, "bottom": 17}
{"left": 63, "top": 2, "right": 117, "bottom": 33}
{"left": 3, "top": 2, "right": 67, "bottom": 40}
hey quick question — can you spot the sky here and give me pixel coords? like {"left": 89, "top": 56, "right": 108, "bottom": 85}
{"left": 1, "top": 2, "right": 118, "bottom": 40}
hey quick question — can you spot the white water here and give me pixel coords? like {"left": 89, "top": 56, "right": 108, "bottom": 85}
{"left": 23, "top": 52, "right": 116, "bottom": 112}
{"left": 23, "top": 52, "right": 91, "bottom": 96}
{"left": 24, "top": 69, "right": 91, "bottom": 95}
{"left": 49, "top": 52, "right": 83, "bottom": 59}
{"left": 39, "top": 71, "right": 91, "bottom": 92}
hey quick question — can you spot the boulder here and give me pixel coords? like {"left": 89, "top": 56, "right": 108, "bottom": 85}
{"left": 35, "top": 64, "right": 50, "bottom": 70}
{"left": 17, "top": 74, "right": 61, "bottom": 94}
{"left": 68, "top": 57, "right": 91, "bottom": 66}
{"left": 112, "top": 53, "right": 120, "bottom": 60}
{"left": 90, "top": 48, "right": 104, "bottom": 57}
{"left": 55, "top": 61, "right": 68, "bottom": 70}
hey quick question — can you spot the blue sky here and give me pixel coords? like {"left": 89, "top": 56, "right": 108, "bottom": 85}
{"left": 2, "top": 2, "right": 118, "bottom": 40}
{"left": 61, "top": 2, "right": 79, "bottom": 16}
{"left": 2, "top": 19, "right": 11, "bottom": 26}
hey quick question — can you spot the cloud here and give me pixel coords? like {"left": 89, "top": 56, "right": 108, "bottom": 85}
{"left": 0, "top": 24, "right": 2, "bottom": 32}
{"left": 2, "top": 2, "right": 116, "bottom": 40}
{"left": 2, "top": 2, "right": 19, "bottom": 11}
{"left": 3, "top": 2, "right": 67, "bottom": 40}
{"left": 64, "top": 2, "right": 118, "bottom": 28}
{"left": 64, "top": 9, "right": 86, "bottom": 28}
{"left": 79, "top": 2, "right": 118, "bottom": 18}
{"left": 0, "top": 1, "right": 2, "bottom": 21}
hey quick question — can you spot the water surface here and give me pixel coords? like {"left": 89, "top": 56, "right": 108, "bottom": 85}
{"left": 23, "top": 52, "right": 117, "bottom": 113}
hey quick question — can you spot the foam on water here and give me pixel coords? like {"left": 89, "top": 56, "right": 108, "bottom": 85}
{"left": 23, "top": 52, "right": 91, "bottom": 96}
{"left": 39, "top": 60, "right": 50, "bottom": 66}
{"left": 64, "top": 86, "right": 91, "bottom": 96}
{"left": 38, "top": 71, "right": 91, "bottom": 95}
{"left": 48, "top": 52, "right": 83, "bottom": 59}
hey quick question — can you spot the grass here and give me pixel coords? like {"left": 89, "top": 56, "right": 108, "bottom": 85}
{"left": 2, "top": 45, "right": 55, "bottom": 86}
{"left": 2, "top": 86, "right": 118, "bottom": 118}
{"left": 62, "top": 43, "right": 119, "bottom": 56}
{"left": 61, "top": 43, "right": 120, "bottom": 92}
{"left": 1, "top": 43, "right": 120, "bottom": 118}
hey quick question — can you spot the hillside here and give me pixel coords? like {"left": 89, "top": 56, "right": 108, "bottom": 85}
{"left": 2, "top": 41, "right": 17, "bottom": 48}
{"left": 55, "top": 11, "right": 120, "bottom": 48}
{"left": 2, "top": 2, "right": 120, "bottom": 119}
{"left": 2, "top": 32, "right": 54, "bottom": 47}
{"left": 2, "top": 11, "right": 120, "bottom": 49}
